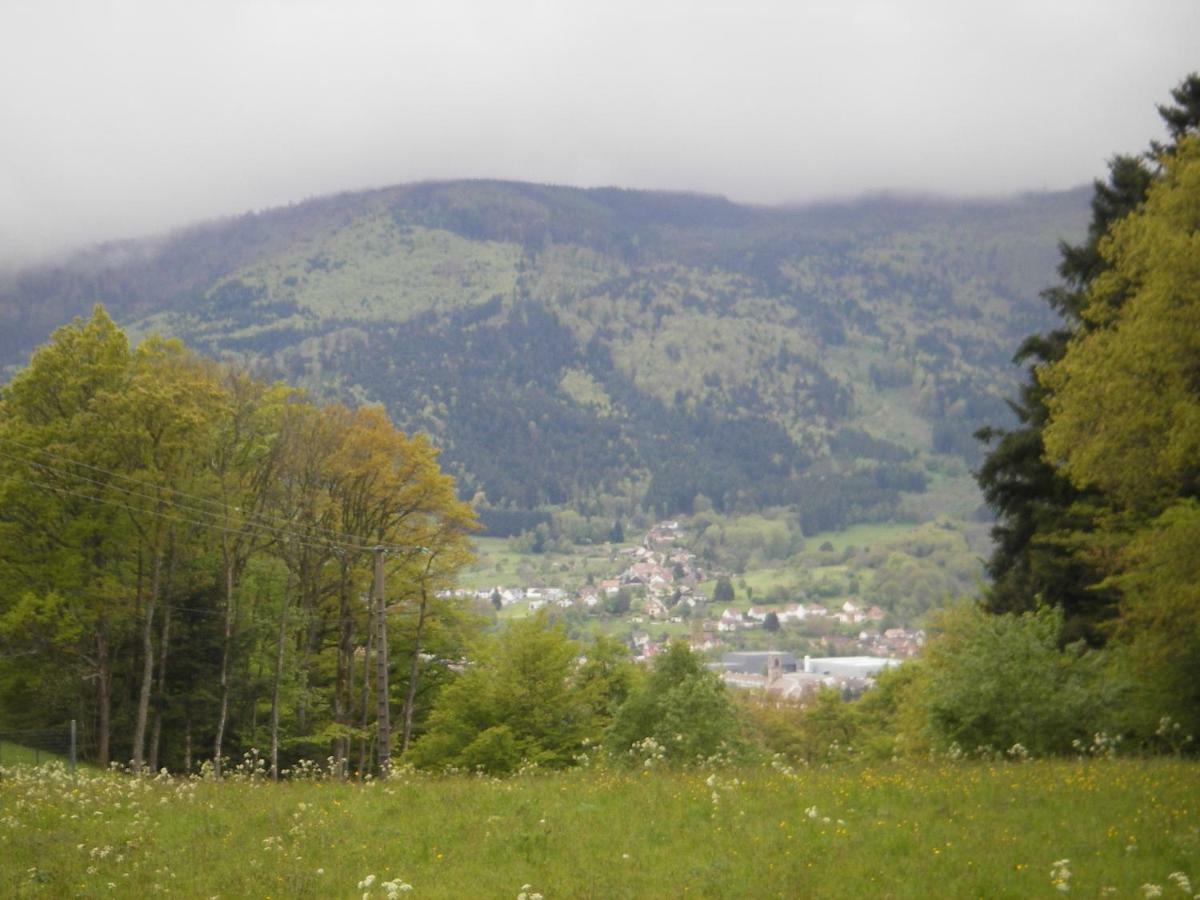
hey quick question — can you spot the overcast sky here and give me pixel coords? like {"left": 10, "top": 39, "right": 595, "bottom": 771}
{"left": 1, "top": 0, "right": 1196, "bottom": 266}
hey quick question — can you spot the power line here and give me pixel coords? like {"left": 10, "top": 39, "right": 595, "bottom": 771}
{"left": 6, "top": 450, "right": 377, "bottom": 553}
{"left": 0, "top": 435, "right": 419, "bottom": 552}
{"left": 19, "top": 475, "right": 375, "bottom": 555}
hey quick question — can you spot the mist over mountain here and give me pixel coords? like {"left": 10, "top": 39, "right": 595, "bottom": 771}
{"left": 0, "top": 180, "right": 1089, "bottom": 530}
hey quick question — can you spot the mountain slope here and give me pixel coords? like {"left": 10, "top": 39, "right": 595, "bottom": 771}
{"left": 0, "top": 180, "right": 1089, "bottom": 528}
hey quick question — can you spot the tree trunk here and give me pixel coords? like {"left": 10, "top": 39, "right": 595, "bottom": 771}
{"left": 333, "top": 560, "right": 354, "bottom": 777}
{"left": 148, "top": 542, "right": 176, "bottom": 777}
{"left": 183, "top": 717, "right": 193, "bottom": 774}
{"left": 374, "top": 548, "right": 390, "bottom": 774}
{"left": 401, "top": 582, "right": 431, "bottom": 753}
{"left": 132, "top": 548, "right": 164, "bottom": 772}
{"left": 148, "top": 595, "right": 173, "bottom": 773}
{"left": 212, "top": 549, "right": 235, "bottom": 776}
{"left": 269, "top": 577, "right": 292, "bottom": 781}
{"left": 95, "top": 623, "right": 112, "bottom": 769}
{"left": 357, "top": 602, "right": 373, "bottom": 779}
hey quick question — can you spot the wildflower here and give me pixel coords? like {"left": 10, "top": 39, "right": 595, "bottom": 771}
{"left": 1141, "top": 885, "right": 1163, "bottom": 898}
{"left": 1167, "top": 872, "right": 1192, "bottom": 894}
{"left": 1050, "top": 858, "right": 1071, "bottom": 893}
{"left": 381, "top": 877, "right": 413, "bottom": 898}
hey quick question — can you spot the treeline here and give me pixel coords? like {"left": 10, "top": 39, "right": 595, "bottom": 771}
{"left": 0, "top": 308, "right": 477, "bottom": 774}
{"left": 947, "top": 74, "right": 1200, "bottom": 745}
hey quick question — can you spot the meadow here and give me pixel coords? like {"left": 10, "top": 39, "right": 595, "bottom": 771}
{"left": 2, "top": 758, "right": 1197, "bottom": 898}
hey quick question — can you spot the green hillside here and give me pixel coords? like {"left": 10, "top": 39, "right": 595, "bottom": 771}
{"left": 0, "top": 181, "right": 1088, "bottom": 527}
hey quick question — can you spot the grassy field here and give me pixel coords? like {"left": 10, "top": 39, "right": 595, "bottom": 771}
{"left": 457, "top": 537, "right": 623, "bottom": 593}
{"left": 2, "top": 759, "right": 1197, "bottom": 898}
{"left": 0, "top": 740, "right": 65, "bottom": 768}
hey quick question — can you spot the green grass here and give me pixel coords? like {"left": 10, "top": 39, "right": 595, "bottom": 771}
{"left": 0, "top": 740, "right": 65, "bottom": 768}
{"left": 458, "top": 537, "right": 624, "bottom": 594}
{"left": 1, "top": 759, "right": 1196, "bottom": 898}
{"left": 803, "top": 521, "right": 918, "bottom": 554}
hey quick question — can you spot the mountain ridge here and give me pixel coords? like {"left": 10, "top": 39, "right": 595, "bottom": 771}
{"left": 0, "top": 178, "right": 1090, "bottom": 529}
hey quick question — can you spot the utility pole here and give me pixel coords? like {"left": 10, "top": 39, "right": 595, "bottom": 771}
{"left": 373, "top": 546, "right": 390, "bottom": 775}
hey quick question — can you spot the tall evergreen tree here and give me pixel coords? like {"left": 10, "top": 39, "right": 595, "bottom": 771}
{"left": 975, "top": 73, "right": 1200, "bottom": 643}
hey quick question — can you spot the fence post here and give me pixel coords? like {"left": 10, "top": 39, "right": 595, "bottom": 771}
{"left": 69, "top": 720, "right": 77, "bottom": 776}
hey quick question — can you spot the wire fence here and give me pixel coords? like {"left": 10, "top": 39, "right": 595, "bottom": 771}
{"left": 0, "top": 722, "right": 77, "bottom": 772}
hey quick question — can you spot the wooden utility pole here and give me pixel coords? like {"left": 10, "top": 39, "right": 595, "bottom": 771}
{"left": 373, "top": 546, "right": 390, "bottom": 774}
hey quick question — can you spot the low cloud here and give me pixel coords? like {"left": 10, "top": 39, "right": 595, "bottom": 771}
{"left": 1, "top": 0, "right": 1196, "bottom": 265}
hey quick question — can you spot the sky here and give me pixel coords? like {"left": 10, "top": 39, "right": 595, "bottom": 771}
{"left": 1, "top": 0, "right": 1197, "bottom": 266}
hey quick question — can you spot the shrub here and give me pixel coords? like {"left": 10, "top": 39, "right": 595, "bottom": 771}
{"left": 915, "top": 600, "right": 1118, "bottom": 756}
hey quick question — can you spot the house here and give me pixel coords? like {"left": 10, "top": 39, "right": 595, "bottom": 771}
{"left": 644, "top": 596, "right": 669, "bottom": 620}
{"left": 717, "top": 608, "right": 742, "bottom": 632}
{"left": 623, "top": 561, "right": 671, "bottom": 586}
{"left": 779, "top": 603, "right": 807, "bottom": 623}
{"left": 836, "top": 600, "right": 867, "bottom": 625}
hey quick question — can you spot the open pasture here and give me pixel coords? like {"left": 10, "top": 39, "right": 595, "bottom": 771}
{"left": 1, "top": 759, "right": 1197, "bottom": 898}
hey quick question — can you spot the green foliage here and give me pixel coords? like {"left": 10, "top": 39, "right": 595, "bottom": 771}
{"left": 740, "top": 689, "right": 861, "bottom": 765}
{"left": 1107, "top": 500, "right": 1200, "bottom": 740}
{"left": 1042, "top": 136, "right": 1200, "bottom": 514}
{"left": 0, "top": 307, "right": 477, "bottom": 773}
{"left": 914, "top": 601, "right": 1114, "bottom": 756}
{"left": 407, "top": 613, "right": 592, "bottom": 773}
{"left": 604, "top": 586, "right": 632, "bottom": 615}
{"left": 574, "top": 633, "right": 639, "bottom": 728}
{"left": 977, "top": 74, "right": 1200, "bottom": 643}
{"left": 712, "top": 575, "right": 735, "bottom": 605}
{"left": 605, "top": 641, "right": 739, "bottom": 764}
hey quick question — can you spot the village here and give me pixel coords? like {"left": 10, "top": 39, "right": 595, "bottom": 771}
{"left": 450, "top": 520, "right": 925, "bottom": 699}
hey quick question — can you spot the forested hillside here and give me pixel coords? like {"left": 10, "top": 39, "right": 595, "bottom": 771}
{"left": 0, "top": 184, "right": 1088, "bottom": 529}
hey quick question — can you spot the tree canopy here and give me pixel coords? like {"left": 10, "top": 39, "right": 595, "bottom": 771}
{"left": 976, "top": 73, "right": 1200, "bottom": 644}
{"left": 0, "top": 306, "right": 477, "bottom": 773}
